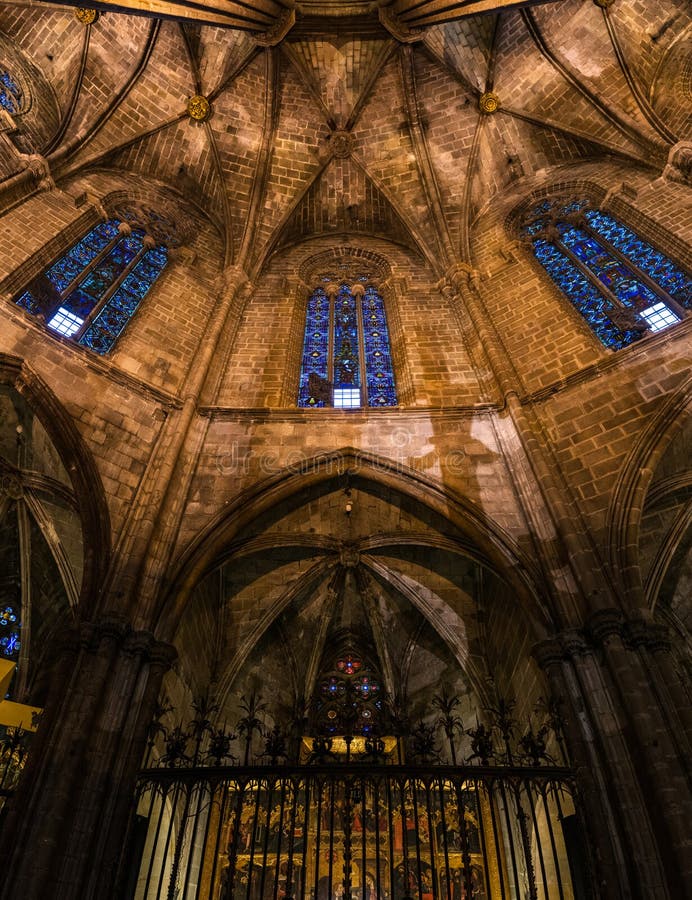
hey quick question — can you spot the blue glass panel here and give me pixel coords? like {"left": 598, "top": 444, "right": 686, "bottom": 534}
{"left": 362, "top": 286, "right": 397, "bottom": 407}
{"left": 62, "top": 232, "right": 143, "bottom": 318}
{"left": 533, "top": 240, "right": 641, "bottom": 350}
{"left": 584, "top": 210, "right": 691, "bottom": 308}
{"left": 559, "top": 225, "right": 661, "bottom": 309}
{"left": 13, "top": 221, "right": 121, "bottom": 316}
{"left": 298, "top": 288, "right": 330, "bottom": 407}
{"left": 0, "top": 603, "right": 20, "bottom": 660}
{"left": 333, "top": 284, "right": 361, "bottom": 390}
{"left": 0, "top": 70, "right": 22, "bottom": 113}
{"left": 79, "top": 246, "right": 167, "bottom": 354}
{"left": 15, "top": 291, "right": 41, "bottom": 315}
{"left": 45, "top": 221, "right": 121, "bottom": 293}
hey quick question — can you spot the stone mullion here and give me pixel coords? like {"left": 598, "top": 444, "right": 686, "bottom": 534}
{"left": 58, "top": 224, "right": 125, "bottom": 303}
{"left": 72, "top": 233, "right": 153, "bottom": 341}
{"left": 579, "top": 220, "right": 688, "bottom": 320}
{"left": 280, "top": 277, "right": 310, "bottom": 407}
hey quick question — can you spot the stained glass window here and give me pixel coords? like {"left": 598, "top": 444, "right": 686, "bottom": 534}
{"left": 298, "top": 281, "right": 397, "bottom": 408}
{"left": 0, "top": 603, "right": 20, "bottom": 660}
{"left": 521, "top": 199, "right": 689, "bottom": 350}
{"left": 315, "top": 651, "right": 384, "bottom": 738}
{"left": 13, "top": 219, "right": 168, "bottom": 354}
{"left": 0, "top": 70, "right": 23, "bottom": 114}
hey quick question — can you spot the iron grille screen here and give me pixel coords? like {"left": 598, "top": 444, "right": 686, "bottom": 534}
{"left": 129, "top": 767, "right": 583, "bottom": 900}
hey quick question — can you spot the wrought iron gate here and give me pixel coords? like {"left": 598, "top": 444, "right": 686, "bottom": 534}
{"left": 128, "top": 764, "right": 587, "bottom": 900}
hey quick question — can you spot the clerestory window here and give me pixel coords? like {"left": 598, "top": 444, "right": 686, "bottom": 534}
{"left": 298, "top": 280, "right": 397, "bottom": 408}
{"left": 14, "top": 219, "right": 168, "bottom": 354}
{"left": 521, "top": 199, "right": 691, "bottom": 350}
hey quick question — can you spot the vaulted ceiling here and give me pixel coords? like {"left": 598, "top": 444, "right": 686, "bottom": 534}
{"left": 3, "top": 0, "right": 690, "bottom": 279}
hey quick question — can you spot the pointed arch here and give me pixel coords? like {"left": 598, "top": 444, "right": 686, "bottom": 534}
{"left": 606, "top": 374, "right": 692, "bottom": 605}
{"left": 0, "top": 352, "right": 111, "bottom": 614}
{"left": 157, "top": 447, "right": 554, "bottom": 642}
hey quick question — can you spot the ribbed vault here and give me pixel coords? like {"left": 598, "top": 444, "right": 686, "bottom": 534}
{"left": 1, "top": 0, "right": 687, "bottom": 279}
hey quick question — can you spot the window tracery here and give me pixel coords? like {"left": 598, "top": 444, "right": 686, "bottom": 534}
{"left": 298, "top": 279, "right": 397, "bottom": 409}
{"left": 314, "top": 651, "right": 384, "bottom": 738}
{"left": 14, "top": 218, "right": 168, "bottom": 354}
{"left": 521, "top": 198, "right": 690, "bottom": 350}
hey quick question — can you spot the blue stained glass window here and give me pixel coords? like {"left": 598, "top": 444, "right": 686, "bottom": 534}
{"left": 523, "top": 198, "right": 689, "bottom": 349}
{"left": 298, "top": 282, "right": 397, "bottom": 408}
{"left": 333, "top": 285, "right": 361, "bottom": 397}
{"left": 13, "top": 220, "right": 167, "bottom": 354}
{"left": 362, "top": 286, "right": 397, "bottom": 407}
{"left": 45, "top": 221, "right": 121, "bottom": 293}
{"left": 298, "top": 288, "right": 330, "bottom": 407}
{"left": 0, "top": 603, "right": 20, "bottom": 661}
{"left": 79, "top": 245, "right": 168, "bottom": 354}
{"left": 584, "top": 210, "right": 691, "bottom": 308}
{"left": 0, "top": 70, "right": 22, "bottom": 114}
{"left": 559, "top": 225, "right": 662, "bottom": 310}
{"left": 534, "top": 240, "right": 640, "bottom": 350}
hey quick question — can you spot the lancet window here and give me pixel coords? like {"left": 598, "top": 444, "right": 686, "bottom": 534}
{"left": 521, "top": 198, "right": 690, "bottom": 350}
{"left": 14, "top": 218, "right": 168, "bottom": 354}
{"left": 298, "top": 279, "right": 397, "bottom": 409}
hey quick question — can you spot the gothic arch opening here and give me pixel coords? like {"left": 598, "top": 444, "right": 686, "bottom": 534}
{"left": 130, "top": 457, "right": 585, "bottom": 900}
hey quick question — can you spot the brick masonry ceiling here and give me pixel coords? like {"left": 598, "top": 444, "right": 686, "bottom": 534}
{"left": 3, "top": 0, "right": 689, "bottom": 278}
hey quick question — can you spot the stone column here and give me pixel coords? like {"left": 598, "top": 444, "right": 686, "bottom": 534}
{"left": 533, "top": 637, "right": 625, "bottom": 900}
{"left": 0, "top": 614, "right": 176, "bottom": 900}
{"left": 587, "top": 609, "right": 692, "bottom": 896}
{"left": 535, "top": 619, "right": 692, "bottom": 899}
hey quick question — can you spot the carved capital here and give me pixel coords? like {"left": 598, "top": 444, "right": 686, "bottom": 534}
{"left": 445, "top": 262, "right": 480, "bottom": 290}
{"left": 560, "top": 629, "right": 592, "bottom": 659}
{"left": 19, "top": 153, "right": 54, "bottom": 191}
{"left": 624, "top": 616, "right": 672, "bottom": 654}
{"left": 79, "top": 613, "right": 131, "bottom": 652}
{"left": 123, "top": 630, "right": 177, "bottom": 672}
{"left": 532, "top": 638, "right": 564, "bottom": 671}
{"left": 587, "top": 608, "right": 625, "bottom": 645}
{"left": 220, "top": 265, "right": 250, "bottom": 296}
